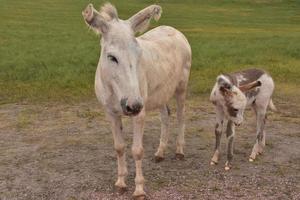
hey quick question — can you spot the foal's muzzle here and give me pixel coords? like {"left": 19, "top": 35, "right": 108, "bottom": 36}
{"left": 234, "top": 122, "right": 241, "bottom": 127}
{"left": 120, "top": 98, "right": 143, "bottom": 116}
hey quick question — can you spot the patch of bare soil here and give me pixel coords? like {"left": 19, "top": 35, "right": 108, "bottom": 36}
{"left": 0, "top": 98, "right": 299, "bottom": 200}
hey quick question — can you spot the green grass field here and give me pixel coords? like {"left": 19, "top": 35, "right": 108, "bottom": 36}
{"left": 1, "top": 0, "right": 300, "bottom": 103}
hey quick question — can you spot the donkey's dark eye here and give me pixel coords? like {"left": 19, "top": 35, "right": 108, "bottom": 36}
{"left": 108, "top": 55, "right": 118, "bottom": 64}
{"left": 233, "top": 108, "right": 239, "bottom": 112}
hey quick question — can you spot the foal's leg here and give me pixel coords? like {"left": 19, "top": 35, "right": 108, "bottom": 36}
{"left": 175, "top": 89, "right": 186, "bottom": 159}
{"left": 249, "top": 104, "right": 267, "bottom": 162}
{"left": 225, "top": 120, "right": 235, "bottom": 170}
{"left": 107, "top": 113, "right": 128, "bottom": 191}
{"left": 210, "top": 106, "right": 224, "bottom": 165}
{"left": 154, "top": 105, "right": 170, "bottom": 162}
{"left": 132, "top": 110, "right": 146, "bottom": 199}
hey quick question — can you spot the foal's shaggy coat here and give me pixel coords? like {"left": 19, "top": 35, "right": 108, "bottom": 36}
{"left": 210, "top": 68, "right": 275, "bottom": 170}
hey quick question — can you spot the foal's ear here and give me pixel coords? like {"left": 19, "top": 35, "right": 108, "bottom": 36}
{"left": 217, "top": 75, "right": 233, "bottom": 97}
{"left": 239, "top": 80, "right": 261, "bottom": 92}
{"left": 128, "top": 5, "right": 162, "bottom": 34}
{"left": 82, "top": 4, "right": 109, "bottom": 34}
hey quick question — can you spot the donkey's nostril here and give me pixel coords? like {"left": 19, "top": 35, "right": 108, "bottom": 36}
{"left": 120, "top": 98, "right": 143, "bottom": 116}
{"left": 132, "top": 102, "right": 143, "bottom": 113}
{"left": 126, "top": 105, "right": 133, "bottom": 112}
{"left": 120, "top": 98, "right": 128, "bottom": 109}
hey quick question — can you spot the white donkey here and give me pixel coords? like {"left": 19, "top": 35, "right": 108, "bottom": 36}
{"left": 82, "top": 3, "right": 191, "bottom": 199}
{"left": 210, "top": 68, "right": 276, "bottom": 170}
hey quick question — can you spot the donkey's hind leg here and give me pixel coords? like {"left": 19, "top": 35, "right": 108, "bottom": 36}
{"left": 174, "top": 83, "right": 187, "bottom": 160}
{"left": 154, "top": 105, "right": 170, "bottom": 162}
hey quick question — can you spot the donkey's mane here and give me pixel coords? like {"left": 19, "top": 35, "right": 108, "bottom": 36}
{"left": 99, "top": 3, "right": 118, "bottom": 21}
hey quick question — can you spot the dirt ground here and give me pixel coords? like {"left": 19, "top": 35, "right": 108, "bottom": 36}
{"left": 0, "top": 97, "right": 299, "bottom": 200}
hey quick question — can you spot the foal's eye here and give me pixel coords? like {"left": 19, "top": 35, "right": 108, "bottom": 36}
{"left": 108, "top": 55, "right": 118, "bottom": 64}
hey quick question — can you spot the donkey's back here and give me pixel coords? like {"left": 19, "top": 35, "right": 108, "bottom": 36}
{"left": 139, "top": 25, "right": 191, "bottom": 62}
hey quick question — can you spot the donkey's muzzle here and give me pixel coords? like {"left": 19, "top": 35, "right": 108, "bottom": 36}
{"left": 120, "top": 98, "right": 143, "bottom": 116}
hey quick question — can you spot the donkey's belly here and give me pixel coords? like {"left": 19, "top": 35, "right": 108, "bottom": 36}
{"left": 145, "top": 81, "right": 178, "bottom": 111}
{"left": 143, "top": 49, "right": 183, "bottom": 110}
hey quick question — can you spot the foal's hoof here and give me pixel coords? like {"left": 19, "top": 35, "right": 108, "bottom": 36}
{"left": 154, "top": 156, "right": 165, "bottom": 163}
{"left": 133, "top": 194, "right": 146, "bottom": 200}
{"left": 249, "top": 157, "right": 255, "bottom": 162}
{"left": 225, "top": 161, "right": 231, "bottom": 171}
{"left": 175, "top": 153, "right": 185, "bottom": 160}
{"left": 210, "top": 160, "right": 218, "bottom": 165}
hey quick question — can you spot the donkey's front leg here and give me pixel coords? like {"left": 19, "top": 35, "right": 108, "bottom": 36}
{"left": 225, "top": 120, "right": 235, "bottom": 170}
{"left": 132, "top": 110, "right": 146, "bottom": 199}
{"left": 249, "top": 108, "right": 267, "bottom": 162}
{"left": 210, "top": 107, "right": 224, "bottom": 165}
{"left": 107, "top": 113, "right": 128, "bottom": 191}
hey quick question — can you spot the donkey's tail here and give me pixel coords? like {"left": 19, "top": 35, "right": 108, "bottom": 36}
{"left": 269, "top": 99, "right": 277, "bottom": 112}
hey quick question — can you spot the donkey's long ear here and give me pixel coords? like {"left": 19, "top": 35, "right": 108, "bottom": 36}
{"left": 217, "top": 75, "right": 233, "bottom": 97}
{"left": 99, "top": 3, "right": 118, "bottom": 21}
{"left": 128, "top": 5, "right": 162, "bottom": 34}
{"left": 82, "top": 4, "right": 109, "bottom": 34}
{"left": 239, "top": 81, "right": 261, "bottom": 92}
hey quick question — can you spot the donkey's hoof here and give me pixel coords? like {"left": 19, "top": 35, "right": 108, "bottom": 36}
{"left": 115, "top": 186, "right": 127, "bottom": 194}
{"left": 133, "top": 194, "right": 146, "bottom": 200}
{"left": 134, "top": 196, "right": 145, "bottom": 200}
{"left": 154, "top": 156, "right": 164, "bottom": 163}
{"left": 249, "top": 157, "right": 255, "bottom": 162}
{"left": 225, "top": 166, "right": 231, "bottom": 171}
{"left": 175, "top": 153, "right": 185, "bottom": 160}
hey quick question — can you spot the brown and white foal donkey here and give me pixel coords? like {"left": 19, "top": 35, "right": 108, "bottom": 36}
{"left": 82, "top": 3, "right": 191, "bottom": 199}
{"left": 210, "top": 68, "right": 276, "bottom": 170}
